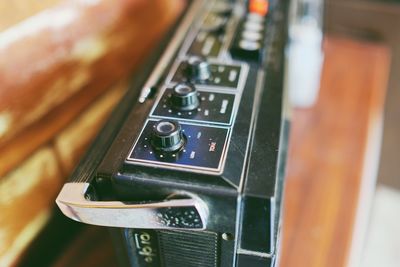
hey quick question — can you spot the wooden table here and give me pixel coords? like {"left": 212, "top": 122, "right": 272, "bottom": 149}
{"left": 17, "top": 36, "right": 390, "bottom": 267}
{"left": 280, "top": 36, "right": 389, "bottom": 267}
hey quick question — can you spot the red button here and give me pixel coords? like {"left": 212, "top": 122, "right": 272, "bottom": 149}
{"left": 249, "top": 0, "right": 269, "bottom": 16}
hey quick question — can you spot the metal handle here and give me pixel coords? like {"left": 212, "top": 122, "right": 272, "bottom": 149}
{"left": 56, "top": 183, "right": 208, "bottom": 230}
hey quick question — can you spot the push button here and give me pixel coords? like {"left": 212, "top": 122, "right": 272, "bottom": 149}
{"left": 239, "top": 40, "right": 261, "bottom": 51}
{"left": 249, "top": 0, "right": 269, "bottom": 17}
{"left": 242, "top": 30, "right": 263, "bottom": 42}
{"left": 229, "top": 1, "right": 269, "bottom": 61}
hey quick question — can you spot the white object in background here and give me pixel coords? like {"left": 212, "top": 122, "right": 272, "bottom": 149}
{"left": 287, "top": 23, "right": 324, "bottom": 107}
{"left": 361, "top": 185, "right": 400, "bottom": 267}
{"left": 287, "top": 0, "right": 324, "bottom": 108}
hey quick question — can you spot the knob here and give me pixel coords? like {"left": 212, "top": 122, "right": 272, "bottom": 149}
{"left": 212, "top": 3, "right": 232, "bottom": 17}
{"left": 151, "top": 120, "right": 185, "bottom": 152}
{"left": 170, "top": 82, "right": 200, "bottom": 111}
{"left": 185, "top": 56, "right": 211, "bottom": 82}
{"left": 201, "top": 13, "right": 226, "bottom": 32}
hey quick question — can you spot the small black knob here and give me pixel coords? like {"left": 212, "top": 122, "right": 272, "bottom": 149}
{"left": 185, "top": 56, "right": 211, "bottom": 82}
{"left": 170, "top": 82, "right": 200, "bottom": 111}
{"left": 151, "top": 120, "right": 185, "bottom": 152}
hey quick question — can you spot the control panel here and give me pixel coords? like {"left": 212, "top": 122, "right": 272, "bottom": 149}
{"left": 127, "top": 120, "right": 229, "bottom": 172}
{"left": 56, "top": 1, "right": 288, "bottom": 266}
{"left": 125, "top": 0, "right": 269, "bottom": 175}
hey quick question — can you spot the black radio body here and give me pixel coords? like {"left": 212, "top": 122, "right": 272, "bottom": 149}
{"left": 56, "top": 0, "right": 290, "bottom": 266}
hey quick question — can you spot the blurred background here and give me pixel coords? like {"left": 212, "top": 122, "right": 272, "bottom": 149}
{"left": 0, "top": 0, "right": 399, "bottom": 266}
{"left": 324, "top": 2, "right": 400, "bottom": 267}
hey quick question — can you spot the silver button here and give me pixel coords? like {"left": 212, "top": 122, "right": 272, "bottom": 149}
{"left": 247, "top": 13, "right": 265, "bottom": 23}
{"left": 242, "top": 30, "right": 263, "bottom": 41}
{"left": 239, "top": 40, "right": 261, "bottom": 51}
{"left": 243, "top": 21, "right": 264, "bottom": 32}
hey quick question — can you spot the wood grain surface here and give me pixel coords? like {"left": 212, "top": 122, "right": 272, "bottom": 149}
{"left": 54, "top": 81, "right": 127, "bottom": 174}
{"left": 0, "top": 82, "right": 127, "bottom": 267}
{"left": 0, "top": 146, "right": 63, "bottom": 267}
{"left": 0, "top": 0, "right": 184, "bottom": 177}
{"left": 51, "top": 227, "right": 118, "bottom": 267}
{"left": 279, "top": 37, "right": 389, "bottom": 267}
{"left": 0, "top": 1, "right": 184, "bottom": 265}
{"left": 0, "top": 0, "right": 61, "bottom": 31}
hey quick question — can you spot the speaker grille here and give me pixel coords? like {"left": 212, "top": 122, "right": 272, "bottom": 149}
{"left": 158, "top": 230, "right": 219, "bottom": 267}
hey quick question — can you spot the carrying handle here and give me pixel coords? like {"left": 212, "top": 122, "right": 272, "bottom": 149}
{"left": 56, "top": 183, "right": 208, "bottom": 230}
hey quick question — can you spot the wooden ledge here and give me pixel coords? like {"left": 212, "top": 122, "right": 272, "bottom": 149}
{"left": 279, "top": 36, "right": 389, "bottom": 267}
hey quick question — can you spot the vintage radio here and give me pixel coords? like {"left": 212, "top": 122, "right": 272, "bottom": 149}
{"left": 56, "top": 0, "right": 290, "bottom": 266}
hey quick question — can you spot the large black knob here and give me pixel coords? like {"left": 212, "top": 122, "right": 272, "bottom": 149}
{"left": 185, "top": 56, "right": 211, "bottom": 82}
{"left": 170, "top": 82, "right": 200, "bottom": 111}
{"left": 151, "top": 120, "right": 185, "bottom": 152}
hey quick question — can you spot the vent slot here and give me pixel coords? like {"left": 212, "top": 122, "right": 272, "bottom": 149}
{"left": 159, "top": 230, "right": 219, "bottom": 267}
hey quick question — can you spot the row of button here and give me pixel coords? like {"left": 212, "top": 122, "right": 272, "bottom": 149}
{"left": 230, "top": 0, "right": 269, "bottom": 61}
